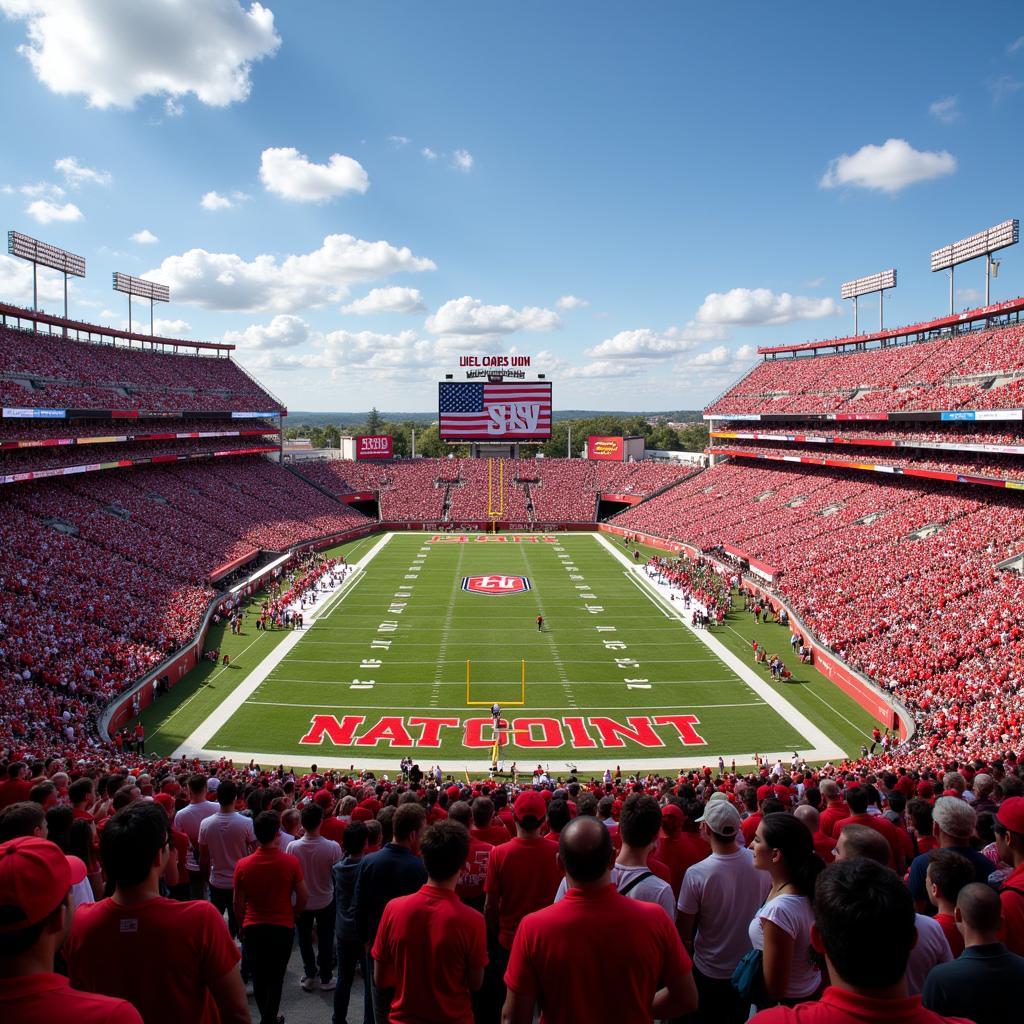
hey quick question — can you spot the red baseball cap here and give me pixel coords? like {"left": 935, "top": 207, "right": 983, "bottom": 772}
{"left": 153, "top": 793, "right": 176, "bottom": 818}
{"left": 997, "top": 796, "right": 1024, "bottom": 834}
{"left": 756, "top": 785, "right": 773, "bottom": 801}
{"left": 314, "top": 790, "right": 334, "bottom": 807}
{"left": 0, "top": 837, "right": 86, "bottom": 933}
{"left": 514, "top": 791, "right": 547, "bottom": 821}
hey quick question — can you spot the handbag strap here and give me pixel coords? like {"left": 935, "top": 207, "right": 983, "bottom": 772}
{"left": 618, "top": 870, "right": 655, "bottom": 897}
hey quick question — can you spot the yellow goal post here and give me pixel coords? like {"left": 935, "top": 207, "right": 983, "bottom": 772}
{"left": 465, "top": 658, "right": 526, "bottom": 706}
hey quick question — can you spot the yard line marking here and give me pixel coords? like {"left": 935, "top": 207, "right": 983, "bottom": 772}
{"left": 591, "top": 533, "right": 846, "bottom": 762}
{"left": 432, "top": 545, "right": 466, "bottom": 707}
{"left": 261, "top": 676, "right": 736, "bottom": 686}
{"left": 246, "top": 700, "right": 768, "bottom": 711}
{"left": 721, "top": 621, "right": 871, "bottom": 740}
{"left": 520, "top": 543, "right": 576, "bottom": 709}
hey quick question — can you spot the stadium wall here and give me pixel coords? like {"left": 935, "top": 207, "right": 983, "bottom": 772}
{"left": 100, "top": 519, "right": 914, "bottom": 750}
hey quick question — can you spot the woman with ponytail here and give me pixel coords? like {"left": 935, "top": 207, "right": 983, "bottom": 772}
{"left": 747, "top": 811, "right": 825, "bottom": 1009}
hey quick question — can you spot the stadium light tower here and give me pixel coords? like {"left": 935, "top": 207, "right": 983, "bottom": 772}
{"left": 7, "top": 230, "right": 86, "bottom": 320}
{"left": 931, "top": 219, "right": 1018, "bottom": 313}
{"left": 840, "top": 269, "right": 897, "bottom": 336}
{"left": 112, "top": 271, "right": 171, "bottom": 336}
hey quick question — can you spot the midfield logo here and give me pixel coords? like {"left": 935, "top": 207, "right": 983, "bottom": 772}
{"left": 462, "top": 574, "right": 532, "bottom": 595}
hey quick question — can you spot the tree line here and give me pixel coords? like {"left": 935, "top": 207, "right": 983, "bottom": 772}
{"left": 283, "top": 408, "right": 709, "bottom": 458}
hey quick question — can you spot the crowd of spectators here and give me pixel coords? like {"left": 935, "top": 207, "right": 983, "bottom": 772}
{"left": 612, "top": 461, "right": 1024, "bottom": 765}
{"left": 713, "top": 420, "right": 1024, "bottom": 450}
{"left": 0, "top": 436, "right": 279, "bottom": 477}
{"left": 706, "top": 322, "right": 1024, "bottom": 417}
{"left": 2, "top": 753, "right": 1023, "bottom": 1023}
{"left": 0, "top": 324, "right": 282, "bottom": 414}
{"left": 708, "top": 440, "right": 1024, "bottom": 485}
{"left": 0, "top": 417, "right": 279, "bottom": 445}
{"left": 291, "top": 457, "right": 696, "bottom": 525}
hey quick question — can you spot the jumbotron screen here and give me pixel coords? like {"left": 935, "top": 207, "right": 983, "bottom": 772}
{"left": 438, "top": 380, "right": 553, "bottom": 441}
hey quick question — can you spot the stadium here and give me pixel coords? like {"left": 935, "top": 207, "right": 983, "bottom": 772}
{"left": 2, "top": 5, "right": 1024, "bottom": 1024}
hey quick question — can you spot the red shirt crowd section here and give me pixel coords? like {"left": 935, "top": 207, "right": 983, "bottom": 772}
{"left": 714, "top": 419, "right": 1024, "bottom": 449}
{"left": 611, "top": 461, "right": 1024, "bottom": 763}
{"left": 293, "top": 457, "right": 697, "bottom": 523}
{"left": 706, "top": 322, "right": 1024, "bottom": 416}
{"left": 0, "top": 434, "right": 279, "bottom": 476}
{"left": 0, "top": 325, "right": 282, "bottom": 413}
{"left": 0, "top": 457, "right": 368, "bottom": 757}
{"left": 708, "top": 440, "right": 1024, "bottom": 483}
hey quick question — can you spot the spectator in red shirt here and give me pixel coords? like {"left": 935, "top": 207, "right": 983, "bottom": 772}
{"left": 816, "top": 780, "right": 850, "bottom": 839}
{"left": 0, "top": 763, "right": 32, "bottom": 809}
{"left": 448, "top": 800, "right": 493, "bottom": 911}
{"left": 541, "top": 799, "right": 571, "bottom": 847}
{"left": 994, "top": 796, "right": 1024, "bottom": 955}
{"left": 373, "top": 820, "right": 487, "bottom": 1024}
{"left": 233, "top": 810, "right": 307, "bottom": 1024}
{"left": 502, "top": 816, "right": 697, "bottom": 1024}
{"left": 0, "top": 836, "right": 141, "bottom": 1024}
{"left": 793, "top": 805, "right": 835, "bottom": 865}
{"left": 485, "top": 791, "right": 562, "bottom": 1020}
{"left": 750, "top": 858, "right": 971, "bottom": 1024}
{"left": 832, "top": 786, "right": 908, "bottom": 873}
{"left": 65, "top": 802, "right": 248, "bottom": 1024}
{"left": 656, "top": 800, "right": 709, "bottom": 898}
{"left": 925, "top": 850, "right": 975, "bottom": 957}
{"left": 472, "top": 797, "right": 512, "bottom": 847}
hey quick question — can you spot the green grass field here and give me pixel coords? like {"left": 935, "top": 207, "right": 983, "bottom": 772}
{"left": 143, "top": 533, "right": 879, "bottom": 771}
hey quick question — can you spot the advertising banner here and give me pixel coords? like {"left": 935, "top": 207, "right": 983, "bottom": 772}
{"left": 356, "top": 435, "right": 394, "bottom": 459}
{"left": 587, "top": 435, "right": 625, "bottom": 461}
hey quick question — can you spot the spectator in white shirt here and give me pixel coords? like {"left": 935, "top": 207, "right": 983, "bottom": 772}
{"left": 198, "top": 779, "right": 256, "bottom": 942}
{"left": 287, "top": 803, "right": 342, "bottom": 991}
{"left": 172, "top": 774, "right": 219, "bottom": 899}
{"left": 676, "top": 799, "right": 770, "bottom": 1024}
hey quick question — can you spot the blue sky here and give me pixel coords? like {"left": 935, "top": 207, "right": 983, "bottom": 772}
{"left": 0, "top": 1, "right": 1022, "bottom": 412}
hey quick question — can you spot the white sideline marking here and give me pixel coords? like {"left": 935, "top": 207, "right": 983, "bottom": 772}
{"left": 591, "top": 533, "right": 846, "bottom": 763}
{"left": 171, "top": 532, "right": 394, "bottom": 760}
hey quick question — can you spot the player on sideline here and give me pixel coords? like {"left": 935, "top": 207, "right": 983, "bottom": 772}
{"left": 536, "top": 614, "right": 544, "bottom": 632}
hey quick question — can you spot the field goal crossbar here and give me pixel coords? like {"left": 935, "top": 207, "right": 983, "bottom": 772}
{"left": 465, "top": 658, "right": 526, "bottom": 706}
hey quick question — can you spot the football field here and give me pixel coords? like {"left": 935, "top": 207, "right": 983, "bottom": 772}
{"left": 166, "top": 533, "right": 863, "bottom": 771}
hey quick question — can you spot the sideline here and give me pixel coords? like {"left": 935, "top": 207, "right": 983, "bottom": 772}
{"left": 592, "top": 533, "right": 846, "bottom": 763}
{"left": 171, "top": 532, "right": 394, "bottom": 760}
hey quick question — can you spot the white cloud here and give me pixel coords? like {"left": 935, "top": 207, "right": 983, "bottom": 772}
{"left": 820, "top": 138, "right": 956, "bottom": 193}
{"left": 556, "top": 294, "right": 589, "bottom": 310}
{"left": 224, "top": 314, "right": 311, "bottom": 349}
{"left": 426, "top": 296, "right": 560, "bottom": 338}
{"left": 148, "top": 233, "right": 436, "bottom": 313}
{"left": 164, "top": 96, "right": 184, "bottom": 117}
{"left": 200, "top": 190, "right": 235, "bottom": 210}
{"left": 695, "top": 288, "right": 842, "bottom": 326}
{"left": 988, "top": 75, "right": 1024, "bottom": 103}
{"left": 0, "top": 0, "right": 281, "bottom": 109}
{"left": 130, "top": 228, "right": 158, "bottom": 244}
{"left": 803, "top": 276, "right": 825, "bottom": 288}
{"left": 0, "top": 253, "right": 65, "bottom": 303}
{"left": 421, "top": 147, "right": 438, "bottom": 160}
{"left": 928, "top": 96, "right": 960, "bottom": 124}
{"left": 387, "top": 135, "right": 410, "bottom": 146}
{"left": 259, "top": 146, "right": 369, "bottom": 201}
{"left": 452, "top": 149, "right": 474, "bottom": 172}
{"left": 54, "top": 156, "right": 110, "bottom": 187}
{"left": 26, "top": 198, "right": 82, "bottom": 223}
{"left": 1008, "top": 36, "right": 1024, "bottom": 55}
{"left": 153, "top": 318, "right": 190, "bottom": 335}
{"left": 341, "top": 287, "right": 426, "bottom": 315}
{"left": 10, "top": 181, "right": 64, "bottom": 199}
{"left": 956, "top": 287, "right": 982, "bottom": 304}
{"left": 585, "top": 324, "right": 726, "bottom": 360}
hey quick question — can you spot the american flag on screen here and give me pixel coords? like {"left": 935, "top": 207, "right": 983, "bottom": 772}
{"left": 439, "top": 382, "right": 552, "bottom": 439}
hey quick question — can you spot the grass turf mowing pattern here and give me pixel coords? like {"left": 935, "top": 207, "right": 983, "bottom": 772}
{"left": 201, "top": 534, "right": 817, "bottom": 763}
